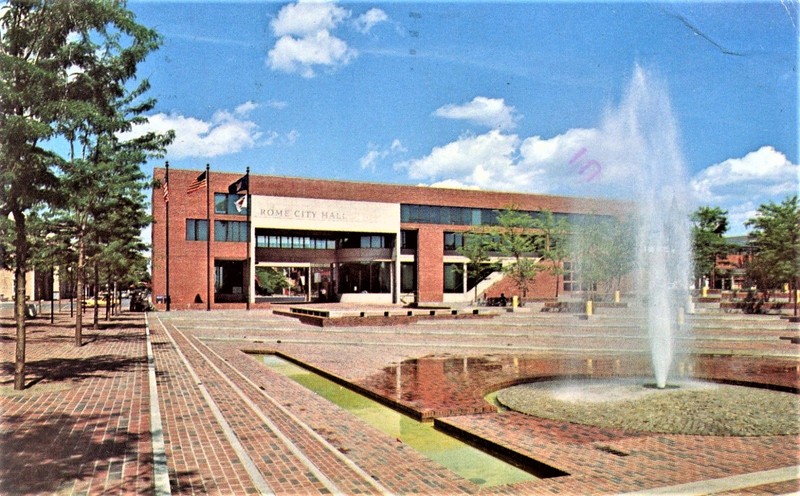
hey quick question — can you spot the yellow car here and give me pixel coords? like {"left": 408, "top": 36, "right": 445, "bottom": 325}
{"left": 83, "top": 296, "right": 117, "bottom": 308}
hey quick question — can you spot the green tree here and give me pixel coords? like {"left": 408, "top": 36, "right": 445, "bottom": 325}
{"left": 571, "top": 218, "right": 635, "bottom": 300}
{"left": 490, "top": 206, "right": 543, "bottom": 300}
{"left": 456, "top": 229, "right": 498, "bottom": 303}
{"left": 745, "top": 195, "right": 800, "bottom": 315}
{"left": 46, "top": 3, "right": 170, "bottom": 343}
{"left": 691, "top": 206, "right": 730, "bottom": 288}
{"left": 1, "top": 1, "right": 76, "bottom": 390}
{"left": 256, "top": 267, "right": 291, "bottom": 295}
{"left": 533, "top": 210, "right": 571, "bottom": 298}
{"left": 1, "top": 0, "right": 169, "bottom": 388}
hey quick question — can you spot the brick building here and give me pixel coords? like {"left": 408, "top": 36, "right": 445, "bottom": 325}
{"left": 151, "top": 167, "right": 629, "bottom": 310}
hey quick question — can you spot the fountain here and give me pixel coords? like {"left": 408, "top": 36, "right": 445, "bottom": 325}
{"left": 571, "top": 65, "right": 694, "bottom": 388}
{"left": 623, "top": 66, "right": 694, "bottom": 388}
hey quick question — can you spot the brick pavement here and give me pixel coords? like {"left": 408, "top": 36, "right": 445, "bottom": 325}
{"left": 1, "top": 307, "right": 798, "bottom": 494}
{"left": 0, "top": 313, "right": 153, "bottom": 495}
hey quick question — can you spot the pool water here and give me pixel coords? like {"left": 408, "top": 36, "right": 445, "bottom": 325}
{"left": 259, "top": 354, "right": 537, "bottom": 487}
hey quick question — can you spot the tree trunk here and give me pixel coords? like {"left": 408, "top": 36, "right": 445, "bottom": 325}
{"left": 554, "top": 270, "right": 560, "bottom": 299}
{"left": 93, "top": 263, "right": 99, "bottom": 330}
{"left": 105, "top": 274, "right": 111, "bottom": 321}
{"left": 12, "top": 210, "right": 27, "bottom": 391}
{"left": 75, "top": 235, "right": 85, "bottom": 346}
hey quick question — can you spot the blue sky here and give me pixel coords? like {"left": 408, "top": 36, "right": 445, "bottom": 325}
{"left": 125, "top": 1, "right": 798, "bottom": 235}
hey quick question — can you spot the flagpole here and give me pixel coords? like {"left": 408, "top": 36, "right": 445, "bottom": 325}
{"left": 206, "top": 163, "right": 211, "bottom": 311}
{"left": 246, "top": 166, "right": 251, "bottom": 311}
{"left": 165, "top": 161, "right": 170, "bottom": 312}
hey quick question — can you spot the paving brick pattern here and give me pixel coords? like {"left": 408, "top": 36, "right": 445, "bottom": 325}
{"left": 2, "top": 306, "right": 798, "bottom": 494}
{"left": 0, "top": 314, "right": 153, "bottom": 495}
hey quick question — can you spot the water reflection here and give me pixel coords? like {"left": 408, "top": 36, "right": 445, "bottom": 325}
{"left": 359, "top": 354, "right": 798, "bottom": 418}
{"left": 260, "top": 354, "right": 538, "bottom": 487}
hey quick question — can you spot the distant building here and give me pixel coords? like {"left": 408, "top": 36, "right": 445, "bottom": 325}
{"left": 713, "top": 235, "right": 753, "bottom": 291}
{"left": 151, "top": 168, "right": 630, "bottom": 309}
{"left": 0, "top": 269, "right": 35, "bottom": 303}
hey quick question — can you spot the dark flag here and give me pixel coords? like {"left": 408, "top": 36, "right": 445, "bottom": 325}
{"left": 187, "top": 171, "right": 207, "bottom": 195}
{"left": 228, "top": 173, "right": 248, "bottom": 194}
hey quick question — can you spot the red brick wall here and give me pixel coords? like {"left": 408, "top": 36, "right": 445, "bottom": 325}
{"left": 152, "top": 168, "right": 248, "bottom": 309}
{"left": 484, "top": 270, "right": 559, "bottom": 301}
{"left": 416, "top": 226, "right": 444, "bottom": 302}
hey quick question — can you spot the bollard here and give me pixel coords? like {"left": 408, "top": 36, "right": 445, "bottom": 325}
{"left": 585, "top": 300, "right": 593, "bottom": 316}
{"left": 614, "top": 290, "right": 620, "bottom": 304}
{"left": 512, "top": 295, "right": 518, "bottom": 309}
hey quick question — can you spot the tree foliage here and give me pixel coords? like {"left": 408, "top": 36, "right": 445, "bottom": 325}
{"left": 532, "top": 210, "right": 571, "bottom": 298}
{"left": 1, "top": 0, "right": 171, "bottom": 389}
{"left": 745, "top": 196, "right": 800, "bottom": 304}
{"left": 456, "top": 229, "right": 498, "bottom": 302}
{"left": 571, "top": 218, "right": 635, "bottom": 300}
{"left": 489, "top": 206, "right": 544, "bottom": 299}
{"left": 691, "top": 206, "right": 730, "bottom": 286}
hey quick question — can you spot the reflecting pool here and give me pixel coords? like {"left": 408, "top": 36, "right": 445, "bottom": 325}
{"left": 258, "top": 354, "right": 537, "bottom": 487}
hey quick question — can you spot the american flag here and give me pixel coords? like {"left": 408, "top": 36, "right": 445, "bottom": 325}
{"left": 162, "top": 180, "right": 169, "bottom": 203}
{"left": 187, "top": 171, "right": 207, "bottom": 195}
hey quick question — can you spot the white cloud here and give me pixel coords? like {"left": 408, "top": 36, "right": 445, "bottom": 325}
{"left": 354, "top": 8, "right": 388, "bottom": 34}
{"left": 270, "top": 0, "right": 350, "bottom": 37}
{"left": 690, "top": 146, "right": 799, "bottom": 234}
{"left": 359, "top": 138, "right": 407, "bottom": 170}
{"left": 395, "top": 130, "right": 523, "bottom": 189}
{"left": 434, "top": 97, "right": 520, "bottom": 130}
{"left": 427, "top": 179, "right": 481, "bottom": 190}
{"left": 285, "top": 129, "right": 300, "bottom": 145}
{"left": 234, "top": 101, "right": 259, "bottom": 115}
{"left": 267, "top": 1, "right": 357, "bottom": 78}
{"left": 690, "top": 146, "right": 798, "bottom": 202}
{"left": 118, "top": 103, "right": 298, "bottom": 159}
{"left": 266, "top": 99, "right": 288, "bottom": 110}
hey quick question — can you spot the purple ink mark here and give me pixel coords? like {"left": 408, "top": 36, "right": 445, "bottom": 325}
{"left": 569, "top": 147, "right": 588, "bottom": 165}
{"left": 579, "top": 159, "right": 601, "bottom": 182}
{"left": 569, "top": 147, "right": 602, "bottom": 182}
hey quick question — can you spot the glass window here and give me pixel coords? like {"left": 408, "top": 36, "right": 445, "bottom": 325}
{"left": 443, "top": 263, "right": 464, "bottom": 293}
{"left": 337, "top": 262, "right": 391, "bottom": 294}
{"left": 214, "top": 220, "right": 249, "bottom": 242}
{"left": 444, "top": 232, "right": 464, "bottom": 251}
{"left": 214, "top": 193, "right": 227, "bottom": 214}
{"left": 186, "top": 219, "right": 208, "bottom": 241}
{"left": 214, "top": 193, "right": 248, "bottom": 216}
{"left": 401, "top": 262, "right": 416, "bottom": 293}
{"left": 401, "top": 230, "right": 417, "bottom": 250}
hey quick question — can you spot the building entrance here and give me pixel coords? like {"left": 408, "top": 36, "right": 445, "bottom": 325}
{"left": 214, "top": 260, "right": 246, "bottom": 303}
{"left": 254, "top": 264, "right": 335, "bottom": 303}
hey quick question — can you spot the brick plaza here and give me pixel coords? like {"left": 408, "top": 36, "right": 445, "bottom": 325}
{"left": 1, "top": 305, "right": 798, "bottom": 494}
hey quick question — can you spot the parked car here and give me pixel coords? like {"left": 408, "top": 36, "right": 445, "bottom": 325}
{"left": 83, "top": 295, "right": 117, "bottom": 308}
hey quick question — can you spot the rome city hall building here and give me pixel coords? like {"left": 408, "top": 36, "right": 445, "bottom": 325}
{"left": 151, "top": 167, "right": 627, "bottom": 310}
